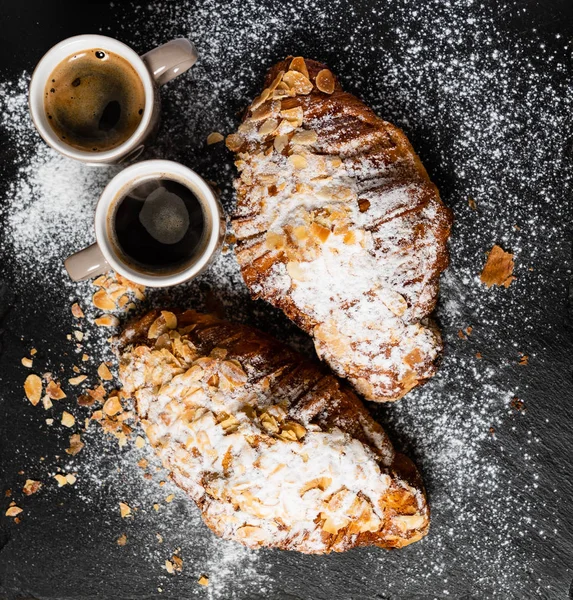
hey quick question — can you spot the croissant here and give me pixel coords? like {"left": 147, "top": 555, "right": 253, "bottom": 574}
{"left": 227, "top": 57, "right": 452, "bottom": 402}
{"left": 118, "top": 309, "right": 430, "bottom": 553}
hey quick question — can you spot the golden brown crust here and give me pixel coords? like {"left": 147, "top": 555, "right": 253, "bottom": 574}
{"left": 118, "top": 309, "right": 430, "bottom": 553}
{"left": 228, "top": 57, "right": 452, "bottom": 402}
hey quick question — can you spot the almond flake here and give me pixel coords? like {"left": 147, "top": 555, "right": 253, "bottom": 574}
{"left": 42, "top": 396, "right": 53, "bottom": 410}
{"left": 480, "top": 244, "right": 515, "bottom": 288}
{"left": 82, "top": 354, "right": 89, "bottom": 362}
{"left": 468, "top": 197, "right": 477, "bottom": 210}
{"left": 23, "top": 480, "right": 41, "bottom": 495}
{"left": 74, "top": 330, "right": 84, "bottom": 342}
{"left": 135, "top": 436, "right": 145, "bottom": 449}
{"left": 161, "top": 311, "right": 177, "bottom": 329}
{"left": 258, "top": 118, "right": 279, "bottom": 137}
{"left": 316, "top": 69, "right": 335, "bottom": 94}
{"left": 65, "top": 474, "right": 77, "bottom": 485}
{"left": 117, "top": 533, "right": 127, "bottom": 546}
{"left": 68, "top": 375, "right": 87, "bottom": 386}
{"left": 165, "top": 494, "right": 175, "bottom": 503}
{"left": 291, "top": 129, "right": 318, "bottom": 145}
{"left": 225, "top": 133, "right": 244, "bottom": 152}
{"left": 119, "top": 502, "right": 131, "bottom": 518}
{"left": 93, "top": 290, "right": 116, "bottom": 311}
{"left": 282, "top": 70, "right": 313, "bottom": 95}
{"left": 66, "top": 433, "right": 84, "bottom": 455}
{"left": 46, "top": 380, "right": 66, "bottom": 400}
{"left": 95, "top": 315, "right": 120, "bottom": 328}
{"left": 288, "top": 154, "right": 308, "bottom": 170}
{"left": 103, "top": 396, "right": 122, "bottom": 417}
{"left": 165, "top": 560, "right": 174, "bottom": 574}
{"left": 21, "top": 357, "right": 33, "bottom": 368}
{"left": 71, "top": 303, "right": 85, "bottom": 318}
{"left": 289, "top": 56, "right": 309, "bottom": 79}
{"left": 5, "top": 506, "right": 22, "bottom": 517}
{"left": 46, "top": 418, "right": 53, "bottom": 425}
{"left": 274, "top": 134, "right": 289, "bottom": 153}
{"left": 61, "top": 411, "right": 75, "bottom": 428}
{"left": 198, "top": 576, "right": 209, "bottom": 587}
{"left": 54, "top": 474, "right": 68, "bottom": 487}
{"left": 98, "top": 363, "right": 113, "bottom": 381}
{"left": 138, "top": 458, "right": 148, "bottom": 469}
{"left": 30, "top": 348, "right": 37, "bottom": 356}
{"left": 207, "top": 132, "right": 224, "bottom": 145}
{"left": 24, "top": 374, "right": 42, "bottom": 405}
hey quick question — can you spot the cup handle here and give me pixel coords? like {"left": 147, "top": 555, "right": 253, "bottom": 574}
{"left": 64, "top": 243, "right": 110, "bottom": 281}
{"left": 142, "top": 39, "right": 198, "bottom": 86}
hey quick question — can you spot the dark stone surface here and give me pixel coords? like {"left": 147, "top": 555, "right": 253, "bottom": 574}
{"left": 0, "top": 1, "right": 572, "bottom": 599}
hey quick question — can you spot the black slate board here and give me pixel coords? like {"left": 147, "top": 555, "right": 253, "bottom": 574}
{"left": 1, "top": 1, "right": 572, "bottom": 599}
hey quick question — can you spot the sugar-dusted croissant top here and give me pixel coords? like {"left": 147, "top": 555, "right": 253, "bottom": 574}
{"left": 227, "top": 57, "right": 452, "bottom": 402}
{"left": 118, "top": 310, "right": 430, "bottom": 553}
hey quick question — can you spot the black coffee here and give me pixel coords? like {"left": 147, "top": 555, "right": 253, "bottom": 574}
{"left": 44, "top": 49, "right": 145, "bottom": 152}
{"left": 112, "top": 179, "right": 205, "bottom": 274}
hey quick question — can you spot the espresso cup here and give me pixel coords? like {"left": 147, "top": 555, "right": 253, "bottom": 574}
{"left": 29, "top": 34, "right": 197, "bottom": 165}
{"left": 64, "top": 160, "right": 226, "bottom": 287}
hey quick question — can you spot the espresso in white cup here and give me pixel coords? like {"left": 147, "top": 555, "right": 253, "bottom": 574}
{"left": 29, "top": 34, "right": 197, "bottom": 165}
{"left": 64, "top": 160, "right": 226, "bottom": 287}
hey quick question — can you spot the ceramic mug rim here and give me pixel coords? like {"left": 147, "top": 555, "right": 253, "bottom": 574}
{"left": 28, "top": 34, "right": 156, "bottom": 164}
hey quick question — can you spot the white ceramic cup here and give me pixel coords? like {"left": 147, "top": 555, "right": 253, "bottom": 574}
{"left": 29, "top": 34, "right": 198, "bottom": 165}
{"left": 64, "top": 160, "right": 226, "bottom": 287}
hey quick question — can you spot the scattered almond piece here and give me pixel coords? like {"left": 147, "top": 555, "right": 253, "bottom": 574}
{"left": 66, "top": 433, "right": 84, "bottom": 455}
{"left": 54, "top": 474, "right": 68, "bottom": 487}
{"left": 153, "top": 503, "right": 160, "bottom": 511}
{"left": 74, "top": 330, "right": 84, "bottom": 342}
{"left": 135, "top": 436, "right": 145, "bottom": 449}
{"left": 165, "top": 560, "right": 174, "bottom": 574}
{"left": 93, "top": 290, "right": 116, "bottom": 311}
{"left": 98, "top": 363, "right": 113, "bottom": 381}
{"left": 71, "top": 303, "right": 85, "bottom": 318}
{"left": 46, "top": 418, "right": 53, "bottom": 425}
{"left": 103, "top": 396, "right": 122, "bottom": 417}
{"left": 519, "top": 354, "right": 529, "bottom": 366}
{"left": 289, "top": 56, "right": 309, "bottom": 79}
{"left": 198, "top": 576, "right": 209, "bottom": 587}
{"left": 69, "top": 375, "right": 87, "bottom": 386}
{"left": 95, "top": 315, "right": 120, "bottom": 328}
{"left": 172, "top": 555, "right": 183, "bottom": 572}
{"left": 6, "top": 506, "right": 22, "bottom": 517}
{"left": 30, "top": 348, "right": 37, "bottom": 356}
{"left": 46, "top": 380, "right": 66, "bottom": 400}
{"left": 24, "top": 374, "right": 42, "bottom": 405}
{"left": 468, "top": 197, "right": 477, "bottom": 210}
{"left": 23, "top": 480, "right": 41, "bottom": 496}
{"left": 476, "top": 352, "right": 483, "bottom": 359}
{"left": 480, "top": 244, "right": 515, "bottom": 288}
{"left": 207, "top": 132, "right": 224, "bottom": 145}
{"left": 42, "top": 396, "right": 53, "bottom": 410}
{"left": 165, "top": 494, "right": 175, "bottom": 503}
{"left": 65, "top": 474, "right": 77, "bottom": 485}
{"left": 61, "top": 411, "right": 75, "bottom": 428}
{"left": 82, "top": 354, "right": 89, "bottom": 362}
{"left": 466, "top": 326, "right": 473, "bottom": 336}
{"left": 457, "top": 329, "right": 466, "bottom": 340}
{"left": 21, "top": 357, "right": 33, "bottom": 368}
{"left": 119, "top": 502, "right": 131, "bottom": 518}
{"left": 117, "top": 533, "right": 127, "bottom": 546}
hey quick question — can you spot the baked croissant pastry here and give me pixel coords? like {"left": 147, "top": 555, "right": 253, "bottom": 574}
{"left": 227, "top": 57, "right": 452, "bottom": 402}
{"left": 118, "top": 309, "right": 430, "bottom": 553}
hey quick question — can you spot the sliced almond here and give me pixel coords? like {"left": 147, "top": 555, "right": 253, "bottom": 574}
{"left": 258, "top": 118, "right": 279, "bottom": 137}
{"left": 286, "top": 261, "right": 308, "bottom": 282}
{"left": 207, "top": 132, "right": 224, "bottom": 145}
{"left": 42, "top": 396, "right": 53, "bottom": 410}
{"left": 6, "top": 506, "right": 23, "bottom": 517}
{"left": 288, "top": 154, "right": 308, "bottom": 170}
{"left": 198, "top": 576, "right": 209, "bottom": 587}
{"left": 103, "top": 396, "right": 122, "bottom": 417}
{"left": 92, "top": 290, "right": 116, "bottom": 311}
{"left": 119, "top": 502, "right": 131, "bottom": 518}
{"left": 68, "top": 375, "right": 87, "bottom": 386}
{"left": 65, "top": 474, "right": 77, "bottom": 485}
{"left": 273, "top": 134, "right": 289, "bottom": 153}
{"left": 71, "top": 303, "right": 85, "bottom": 318}
{"left": 23, "top": 479, "right": 42, "bottom": 495}
{"left": 291, "top": 129, "right": 318, "bottom": 145}
{"left": 161, "top": 311, "right": 177, "bottom": 329}
{"left": 165, "top": 494, "right": 175, "bottom": 503}
{"left": 392, "top": 514, "right": 426, "bottom": 531}
{"left": 98, "top": 363, "right": 113, "bottom": 381}
{"left": 250, "top": 87, "right": 271, "bottom": 111}
{"left": 82, "top": 353, "right": 89, "bottom": 362}
{"left": 265, "top": 231, "right": 286, "bottom": 250}
{"left": 24, "top": 374, "right": 42, "bottom": 406}
{"left": 280, "top": 106, "right": 304, "bottom": 125}
{"left": 54, "top": 474, "right": 68, "bottom": 487}
{"left": 310, "top": 222, "right": 331, "bottom": 243}
{"left": 225, "top": 133, "right": 244, "bottom": 152}
{"left": 117, "top": 533, "right": 127, "bottom": 546}
{"left": 61, "top": 411, "right": 75, "bottom": 428}
{"left": 95, "top": 315, "right": 120, "bottom": 328}
{"left": 46, "top": 381, "right": 66, "bottom": 400}
{"left": 289, "top": 56, "right": 309, "bottom": 79}
{"left": 282, "top": 70, "right": 313, "bottom": 95}
{"left": 316, "top": 69, "right": 335, "bottom": 94}
{"left": 21, "top": 357, "right": 33, "bottom": 368}
{"left": 135, "top": 435, "right": 145, "bottom": 449}
{"left": 74, "top": 330, "right": 83, "bottom": 341}
{"left": 66, "top": 433, "right": 84, "bottom": 455}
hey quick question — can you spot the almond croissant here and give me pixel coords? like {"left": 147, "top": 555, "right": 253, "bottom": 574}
{"left": 118, "top": 310, "right": 430, "bottom": 553}
{"left": 227, "top": 57, "right": 452, "bottom": 402}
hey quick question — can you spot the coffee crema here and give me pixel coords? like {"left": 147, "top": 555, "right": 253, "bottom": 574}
{"left": 44, "top": 49, "right": 145, "bottom": 152}
{"left": 110, "top": 178, "right": 206, "bottom": 275}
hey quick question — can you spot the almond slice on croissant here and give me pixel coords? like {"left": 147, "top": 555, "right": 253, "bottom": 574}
{"left": 118, "top": 310, "right": 430, "bottom": 554}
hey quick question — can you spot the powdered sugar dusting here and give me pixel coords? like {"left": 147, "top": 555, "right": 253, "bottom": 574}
{"left": 0, "top": 0, "right": 571, "bottom": 598}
